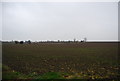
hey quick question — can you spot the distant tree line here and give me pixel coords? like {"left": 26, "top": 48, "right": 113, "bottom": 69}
{"left": 2, "top": 38, "right": 87, "bottom": 44}
{"left": 14, "top": 40, "right": 31, "bottom": 44}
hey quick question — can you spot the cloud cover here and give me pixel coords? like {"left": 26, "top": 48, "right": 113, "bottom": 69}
{"left": 2, "top": 2, "right": 118, "bottom": 41}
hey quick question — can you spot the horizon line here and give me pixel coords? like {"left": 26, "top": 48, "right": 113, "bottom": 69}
{"left": 0, "top": 40, "right": 119, "bottom": 42}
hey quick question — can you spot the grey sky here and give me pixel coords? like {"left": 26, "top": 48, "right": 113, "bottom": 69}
{"left": 0, "top": 2, "right": 2, "bottom": 41}
{"left": 2, "top": 2, "right": 118, "bottom": 41}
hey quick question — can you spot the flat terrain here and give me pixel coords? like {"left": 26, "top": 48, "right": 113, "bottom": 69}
{"left": 2, "top": 42, "right": 119, "bottom": 80}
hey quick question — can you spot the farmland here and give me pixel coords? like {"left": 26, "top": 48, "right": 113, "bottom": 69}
{"left": 2, "top": 42, "right": 119, "bottom": 80}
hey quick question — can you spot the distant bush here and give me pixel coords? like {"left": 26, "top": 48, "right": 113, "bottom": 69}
{"left": 15, "top": 41, "right": 19, "bottom": 44}
{"left": 20, "top": 41, "right": 24, "bottom": 44}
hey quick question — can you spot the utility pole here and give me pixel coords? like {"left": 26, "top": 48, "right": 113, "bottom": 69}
{"left": 74, "top": 38, "right": 76, "bottom": 43}
{"left": 84, "top": 37, "right": 87, "bottom": 42}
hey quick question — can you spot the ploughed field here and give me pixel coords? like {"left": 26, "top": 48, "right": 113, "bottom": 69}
{"left": 2, "top": 42, "right": 119, "bottom": 79}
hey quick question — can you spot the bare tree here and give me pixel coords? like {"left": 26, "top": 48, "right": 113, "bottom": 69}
{"left": 28, "top": 40, "right": 31, "bottom": 44}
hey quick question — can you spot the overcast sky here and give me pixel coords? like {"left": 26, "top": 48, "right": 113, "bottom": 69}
{"left": 2, "top": 2, "right": 118, "bottom": 41}
{"left": 0, "top": 2, "right": 2, "bottom": 41}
